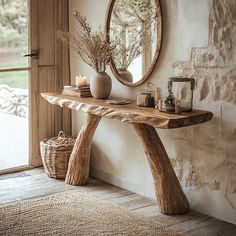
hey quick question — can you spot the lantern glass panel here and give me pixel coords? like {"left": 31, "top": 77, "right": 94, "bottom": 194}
{"left": 169, "top": 78, "right": 195, "bottom": 112}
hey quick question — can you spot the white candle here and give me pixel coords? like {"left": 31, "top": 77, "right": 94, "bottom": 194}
{"left": 75, "top": 75, "right": 88, "bottom": 87}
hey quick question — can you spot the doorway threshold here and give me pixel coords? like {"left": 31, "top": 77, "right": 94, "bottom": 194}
{"left": 0, "top": 165, "right": 35, "bottom": 176}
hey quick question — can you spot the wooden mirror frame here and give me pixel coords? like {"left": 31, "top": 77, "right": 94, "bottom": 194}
{"left": 105, "top": 0, "right": 163, "bottom": 87}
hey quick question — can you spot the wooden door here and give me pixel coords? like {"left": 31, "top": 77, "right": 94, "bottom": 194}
{"left": 30, "top": 0, "right": 71, "bottom": 166}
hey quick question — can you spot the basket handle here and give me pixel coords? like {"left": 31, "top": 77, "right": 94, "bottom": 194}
{"left": 58, "top": 131, "right": 66, "bottom": 138}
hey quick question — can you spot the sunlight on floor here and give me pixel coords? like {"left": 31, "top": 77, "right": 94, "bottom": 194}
{"left": 0, "top": 112, "right": 28, "bottom": 170}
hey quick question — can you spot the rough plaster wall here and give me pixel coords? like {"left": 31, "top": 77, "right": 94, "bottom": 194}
{"left": 70, "top": 0, "right": 236, "bottom": 224}
{"left": 172, "top": 0, "right": 236, "bottom": 220}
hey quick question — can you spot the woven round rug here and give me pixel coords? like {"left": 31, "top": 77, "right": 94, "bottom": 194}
{"left": 0, "top": 191, "right": 181, "bottom": 236}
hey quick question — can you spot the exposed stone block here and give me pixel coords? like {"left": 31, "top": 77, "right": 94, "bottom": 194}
{"left": 171, "top": 0, "right": 236, "bottom": 208}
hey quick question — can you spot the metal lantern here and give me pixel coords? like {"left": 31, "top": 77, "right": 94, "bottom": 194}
{"left": 169, "top": 77, "right": 195, "bottom": 112}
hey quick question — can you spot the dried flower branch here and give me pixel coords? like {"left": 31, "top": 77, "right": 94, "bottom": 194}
{"left": 111, "top": 26, "right": 143, "bottom": 70}
{"left": 110, "top": 0, "right": 158, "bottom": 70}
{"left": 58, "top": 10, "right": 115, "bottom": 73}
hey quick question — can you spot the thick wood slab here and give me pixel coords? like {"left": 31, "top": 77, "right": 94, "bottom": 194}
{"left": 41, "top": 93, "right": 213, "bottom": 129}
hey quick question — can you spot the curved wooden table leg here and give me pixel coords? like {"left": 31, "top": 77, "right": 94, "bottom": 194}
{"left": 133, "top": 123, "right": 190, "bottom": 215}
{"left": 66, "top": 114, "right": 101, "bottom": 185}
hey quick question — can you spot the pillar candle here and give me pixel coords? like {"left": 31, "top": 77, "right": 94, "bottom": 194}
{"left": 75, "top": 75, "right": 88, "bottom": 87}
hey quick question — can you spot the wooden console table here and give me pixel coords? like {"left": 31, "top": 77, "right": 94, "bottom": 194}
{"left": 41, "top": 93, "right": 213, "bottom": 215}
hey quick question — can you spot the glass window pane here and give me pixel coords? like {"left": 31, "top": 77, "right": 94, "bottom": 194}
{"left": 0, "top": 70, "right": 28, "bottom": 89}
{"left": 0, "top": 71, "right": 28, "bottom": 170}
{"left": 0, "top": 0, "right": 29, "bottom": 69}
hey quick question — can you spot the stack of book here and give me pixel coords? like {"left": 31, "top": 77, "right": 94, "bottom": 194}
{"left": 62, "top": 85, "right": 92, "bottom": 98}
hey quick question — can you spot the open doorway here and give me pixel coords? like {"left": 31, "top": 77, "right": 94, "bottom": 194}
{"left": 0, "top": 0, "right": 29, "bottom": 171}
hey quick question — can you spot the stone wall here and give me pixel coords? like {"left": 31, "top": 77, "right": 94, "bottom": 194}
{"left": 172, "top": 0, "right": 236, "bottom": 212}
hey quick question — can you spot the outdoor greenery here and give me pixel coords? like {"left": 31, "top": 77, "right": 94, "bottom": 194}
{"left": 0, "top": 0, "right": 28, "bottom": 89}
{"left": 0, "top": 71, "right": 28, "bottom": 89}
{"left": 0, "top": 60, "right": 27, "bottom": 69}
{"left": 0, "top": 0, "right": 28, "bottom": 49}
{"left": 0, "top": 61, "right": 28, "bottom": 89}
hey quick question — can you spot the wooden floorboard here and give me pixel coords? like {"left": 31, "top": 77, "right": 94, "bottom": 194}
{"left": 185, "top": 218, "right": 236, "bottom": 236}
{"left": 220, "top": 227, "right": 236, "bottom": 236}
{"left": 0, "top": 168, "right": 235, "bottom": 236}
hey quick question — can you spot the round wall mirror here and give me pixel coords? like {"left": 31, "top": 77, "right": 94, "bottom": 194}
{"left": 106, "top": 0, "right": 162, "bottom": 87}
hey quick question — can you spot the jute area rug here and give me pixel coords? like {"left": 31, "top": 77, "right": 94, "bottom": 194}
{"left": 0, "top": 191, "right": 181, "bottom": 236}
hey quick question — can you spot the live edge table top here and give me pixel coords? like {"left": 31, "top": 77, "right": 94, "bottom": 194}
{"left": 42, "top": 92, "right": 213, "bottom": 214}
{"left": 41, "top": 93, "right": 213, "bottom": 129}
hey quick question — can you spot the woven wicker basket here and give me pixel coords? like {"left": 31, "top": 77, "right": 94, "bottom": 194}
{"left": 40, "top": 131, "right": 76, "bottom": 179}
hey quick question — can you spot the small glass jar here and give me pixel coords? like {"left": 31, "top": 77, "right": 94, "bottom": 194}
{"left": 154, "top": 87, "right": 161, "bottom": 108}
{"left": 137, "top": 82, "right": 155, "bottom": 107}
{"left": 161, "top": 81, "right": 176, "bottom": 113}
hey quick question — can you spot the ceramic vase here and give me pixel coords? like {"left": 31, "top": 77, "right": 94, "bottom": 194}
{"left": 90, "top": 72, "right": 112, "bottom": 99}
{"left": 118, "top": 69, "right": 133, "bottom": 83}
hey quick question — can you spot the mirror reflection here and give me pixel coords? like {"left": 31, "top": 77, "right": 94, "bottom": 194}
{"left": 107, "top": 0, "right": 162, "bottom": 86}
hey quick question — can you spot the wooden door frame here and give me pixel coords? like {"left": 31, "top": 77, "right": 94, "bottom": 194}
{"left": 29, "top": 0, "right": 71, "bottom": 167}
{"left": 29, "top": 0, "right": 40, "bottom": 167}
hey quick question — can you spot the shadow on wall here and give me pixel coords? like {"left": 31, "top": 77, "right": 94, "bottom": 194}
{"left": 171, "top": 0, "right": 236, "bottom": 209}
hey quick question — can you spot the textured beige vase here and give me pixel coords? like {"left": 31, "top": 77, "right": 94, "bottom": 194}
{"left": 90, "top": 72, "right": 112, "bottom": 99}
{"left": 118, "top": 69, "right": 133, "bottom": 83}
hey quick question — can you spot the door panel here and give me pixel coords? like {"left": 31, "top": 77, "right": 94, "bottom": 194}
{"left": 38, "top": 68, "right": 56, "bottom": 140}
{"left": 30, "top": 0, "right": 71, "bottom": 166}
{"left": 38, "top": 0, "right": 55, "bottom": 66}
